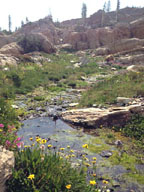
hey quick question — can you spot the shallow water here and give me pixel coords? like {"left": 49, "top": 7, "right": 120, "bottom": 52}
{"left": 18, "top": 117, "right": 144, "bottom": 192}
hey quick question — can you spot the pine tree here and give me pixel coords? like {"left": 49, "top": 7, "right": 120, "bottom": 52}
{"left": 117, "top": 0, "right": 120, "bottom": 11}
{"left": 107, "top": 0, "right": 111, "bottom": 12}
{"left": 15, "top": 27, "right": 18, "bottom": 32}
{"left": 26, "top": 17, "right": 29, "bottom": 24}
{"left": 116, "top": 0, "right": 120, "bottom": 22}
{"left": 101, "top": 2, "right": 106, "bottom": 27}
{"left": 81, "top": 3, "right": 87, "bottom": 18}
{"left": 103, "top": 2, "right": 106, "bottom": 12}
{"left": 8, "top": 15, "right": 12, "bottom": 32}
{"left": 21, "top": 20, "right": 24, "bottom": 27}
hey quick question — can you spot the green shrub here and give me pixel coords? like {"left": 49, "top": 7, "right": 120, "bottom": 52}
{"left": 0, "top": 98, "right": 18, "bottom": 129}
{"left": 34, "top": 96, "right": 45, "bottom": 101}
{"left": 18, "top": 34, "right": 43, "bottom": 53}
{"left": 6, "top": 147, "right": 94, "bottom": 192}
{"left": 121, "top": 115, "right": 144, "bottom": 141}
{"left": 0, "top": 124, "right": 22, "bottom": 151}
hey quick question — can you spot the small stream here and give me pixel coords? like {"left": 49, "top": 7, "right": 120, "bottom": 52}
{"left": 17, "top": 116, "right": 144, "bottom": 192}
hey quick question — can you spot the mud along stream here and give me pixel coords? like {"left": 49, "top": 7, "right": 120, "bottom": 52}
{"left": 16, "top": 89, "right": 144, "bottom": 192}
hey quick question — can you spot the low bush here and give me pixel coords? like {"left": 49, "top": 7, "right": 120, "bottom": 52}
{"left": 0, "top": 98, "right": 18, "bottom": 128}
{"left": 117, "top": 115, "right": 144, "bottom": 141}
{"left": 6, "top": 146, "right": 98, "bottom": 192}
{"left": 34, "top": 96, "right": 45, "bottom": 101}
{"left": 0, "top": 124, "right": 23, "bottom": 151}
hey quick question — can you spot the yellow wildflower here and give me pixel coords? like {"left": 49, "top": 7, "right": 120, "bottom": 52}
{"left": 103, "top": 180, "right": 109, "bottom": 184}
{"left": 82, "top": 154, "right": 85, "bottom": 158}
{"left": 93, "top": 173, "right": 96, "bottom": 177}
{"left": 82, "top": 144, "right": 88, "bottom": 149}
{"left": 36, "top": 138, "right": 41, "bottom": 143}
{"left": 29, "top": 137, "right": 33, "bottom": 141}
{"left": 91, "top": 161, "right": 96, "bottom": 164}
{"left": 12, "top": 128, "right": 17, "bottom": 131}
{"left": 84, "top": 157, "right": 89, "bottom": 161}
{"left": 84, "top": 163, "right": 90, "bottom": 167}
{"left": 0, "top": 129, "right": 3, "bottom": 132}
{"left": 35, "top": 136, "right": 39, "bottom": 139}
{"left": 71, "top": 154, "right": 76, "bottom": 157}
{"left": 92, "top": 157, "right": 97, "bottom": 160}
{"left": 27, "top": 174, "right": 35, "bottom": 180}
{"left": 67, "top": 145, "right": 70, "bottom": 149}
{"left": 41, "top": 139, "right": 47, "bottom": 144}
{"left": 48, "top": 144, "right": 52, "bottom": 148}
{"left": 89, "top": 180, "right": 96, "bottom": 185}
{"left": 66, "top": 184, "right": 71, "bottom": 189}
{"left": 60, "top": 147, "right": 65, "bottom": 151}
{"left": 70, "top": 150, "right": 74, "bottom": 153}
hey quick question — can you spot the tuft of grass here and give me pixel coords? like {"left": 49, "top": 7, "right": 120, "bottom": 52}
{"left": 109, "top": 151, "right": 137, "bottom": 171}
{"left": 88, "top": 143, "right": 110, "bottom": 153}
{"left": 123, "top": 173, "right": 144, "bottom": 185}
{"left": 79, "top": 71, "right": 144, "bottom": 107}
{"left": 0, "top": 98, "right": 19, "bottom": 128}
{"left": 33, "top": 96, "right": 45, "bottom": 101}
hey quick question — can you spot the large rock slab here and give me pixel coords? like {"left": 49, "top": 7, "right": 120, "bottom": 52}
{"left": 130, "top": 17, "right": 144, "bottom": 39}
{"left": 61, "top": 105, "right": 144, "bottom": 128}
{"left": 0, "top": 42, "right": 23, "bottom": 55}
{"left": 0, "top": 146, "right": 14, "bottom": 192}
{"left": 0, "top": 34, "right": 15, "bottom": 49}
{"left": 108, "top": 38, "right": 144, "bottom": 54}
{"left": 0, "top": 54, "right": 19, "bottom": 66}
{"left": 18, "top": 33, "right": 56, "bottom": 54}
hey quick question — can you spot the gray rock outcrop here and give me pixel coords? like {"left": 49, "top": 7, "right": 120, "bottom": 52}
{"left": 61, "top": 104, "right": 144, "bottom": 128}
{"left": 0, "top": 42, "right": 23, "bottom": 55}
{"left": 0, "top": 146, "right": 14, "bottom": 192}
{"left": 0, "top": 54, "right": 19, "bottom": 66}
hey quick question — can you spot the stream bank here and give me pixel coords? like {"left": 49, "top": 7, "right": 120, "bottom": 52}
{"left": 15, "top": 87, "right": 144, "bottom": 192}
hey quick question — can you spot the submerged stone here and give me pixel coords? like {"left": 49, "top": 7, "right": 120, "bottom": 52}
{"left": 100, "top": 150, "right": 113, "bottom": 158}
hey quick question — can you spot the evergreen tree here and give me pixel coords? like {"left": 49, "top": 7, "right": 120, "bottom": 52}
{"left": 21, "top": 20, "right": 24, "bottom": 27}
{"left": 26, "top": 17, "right": 29, "bottom": 24}
{"left": 116, "top": 0, "right": 120, "bottom": 22}
{"left": 47, "top": 9, "right": 53, "bottom": 22}
{"left": 107, "top": 0, "right": 111, "bottom": 12}
{"left": 117, "top": 0, "right": 120, "bottom": 11}
{"left": 47, "top": 14, "right": 53, "bottom": 21}
{"left": 101, "top": 2, "right": 106, "bottom": 27}
{"left": 103, "top": 2, "right": 106, "bottom": 12}
{"left": 8, "top": 15, "right": 12, "bottom": 32}
{"left": 15, "top": 27, "right": 18, "bottom": 32}
{"left": 81, "top": 3, "right": 87, "bottom": 18}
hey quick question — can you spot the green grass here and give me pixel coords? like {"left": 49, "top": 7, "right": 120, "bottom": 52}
{"left": 6, "top": 144, "right": 98, "bottom": 192}
{"left": 79, "top": 71, "right": 144, "bottom": 107}
{"left": 0, "top": 52, "right": 105, "bottom": 98}
{"left": 109, "top": 151, "right": 137, "bottom": 171}
{"left": 0, "top": 98, "right": 19, "bottom": 128}
{"left": 123, "top": 173, "right": 144, "bottom": 185}
{"left": 114, "top": 114, "right": 144, "bottom": 141}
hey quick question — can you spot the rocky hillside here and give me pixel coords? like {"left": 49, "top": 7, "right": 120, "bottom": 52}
{"left": 0, "top": 7, "right": 144, "bottom": 65}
